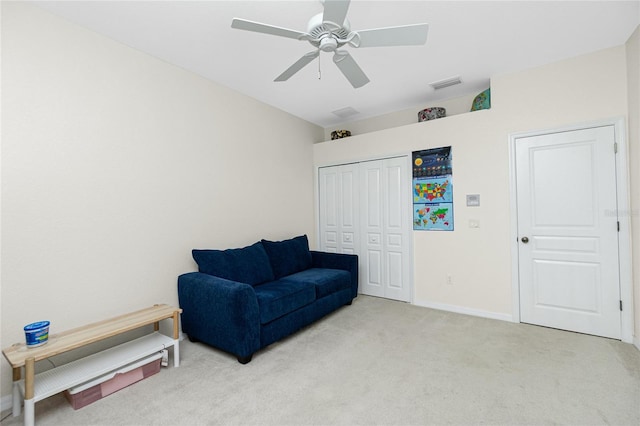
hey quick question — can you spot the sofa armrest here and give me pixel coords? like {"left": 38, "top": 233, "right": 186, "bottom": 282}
{"left": 177, "top": 272, "right": 260, "bottom": 359}
{"left": 310, "top": 251, "right": 359, "bottom": 299}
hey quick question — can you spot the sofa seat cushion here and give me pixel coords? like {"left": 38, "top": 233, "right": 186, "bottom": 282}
{"left": 192, "top": 242, "right": 275, "bottom": 286}
{"left": 261, "top": 235, "right": 313, "bottom": 280}
{"left": 254, "top": 280, "right": 316, "bottom": 324}
{"left": 281, "top": 268, "right": 351, "bottom": 299}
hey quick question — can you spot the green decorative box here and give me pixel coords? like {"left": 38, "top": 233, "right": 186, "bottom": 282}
{"left": 471, "top": 88, "right": 491, "bottom": 111}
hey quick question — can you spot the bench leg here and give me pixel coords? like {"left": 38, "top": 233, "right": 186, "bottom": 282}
{"left": 24, "top": 398, "right": 34, "bottom": 426}
{"left": 173, "top": 340, "right": 180, "bottom": 367}
{"left": 12, "top": 367, "right": 21, "bottom": 417}
{"left": 24, "top": 357, "right": 35, "bottom": 426}
{"left": 12, "top": 381, "right": 21, "bottom": 417}
{"left": 172, "top": 310, "right": 180, "bottom": 367}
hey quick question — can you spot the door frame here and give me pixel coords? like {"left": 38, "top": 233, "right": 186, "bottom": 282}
{"left": 508, "top": 117, "right": 633, "bottom": 343}
{"left": 315, "top": 154, "right": 415, "bottom": 303}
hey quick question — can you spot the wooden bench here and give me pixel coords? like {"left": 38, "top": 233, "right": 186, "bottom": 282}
{"left": 2, "top": 304, "right": 182, "bottom": 426}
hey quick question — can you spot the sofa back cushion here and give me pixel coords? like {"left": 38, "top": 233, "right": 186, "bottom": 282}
{"left": 192, "top": 242, "right": 274, "bottom": 286}
{"left": 261, "top": 235, "right": 313, "bottom": 279}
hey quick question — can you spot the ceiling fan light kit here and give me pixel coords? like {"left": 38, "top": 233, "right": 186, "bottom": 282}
{"left": 231, "top": 0, "right": 429, "bottom": 88}
{"left": 320, "top": 37, "right": 339, "bottom": 52}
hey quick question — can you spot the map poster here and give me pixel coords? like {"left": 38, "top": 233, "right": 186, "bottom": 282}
{"left": 412, "top": 147, "right": 454, "bottom": 231}
{"left": 413, "top": 202, "right": 454, "bottom": 231}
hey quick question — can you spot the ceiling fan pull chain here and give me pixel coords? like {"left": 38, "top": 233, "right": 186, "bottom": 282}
{"left": 318, "top": 51, "right": 322, "bottom": 80}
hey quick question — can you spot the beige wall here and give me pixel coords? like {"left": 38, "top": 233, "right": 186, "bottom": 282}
{"left": 0, "top": 2, "right": 323, "bottom": 399}
{"left": 315, "top": 45, "right": 632, "bottom": 323}
{"left": 626, "top": 26, "right": 640, "bottom": 349}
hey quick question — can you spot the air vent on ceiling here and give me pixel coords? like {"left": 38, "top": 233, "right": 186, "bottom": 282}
{"left": 429, "top": 76, "right": 462, "bottom": 90}
{"left": 332, "top": 106, "right": 360, "bottom": 118}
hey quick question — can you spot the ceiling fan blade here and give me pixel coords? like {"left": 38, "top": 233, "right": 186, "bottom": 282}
{"left": 231, "top": 18, "right": 308, "bottom": 40}
{"left": 323, "top": 0, "right": 350, "bottom": 27}
{"left": 333, "top": 50, "right": 369, "bottom": 88}
{"left": 275, "top": 51, "right": 320, "bottom": 82}
{"left": 351, "top": 23, "right": 429, "bottom": 48}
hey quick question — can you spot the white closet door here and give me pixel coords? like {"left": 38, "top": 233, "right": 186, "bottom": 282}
{"left": 319, "top": 157, "right": 411, "bottom": 302}
{"left": 382, "top": 157, "right": 411, "bottom": 302}
{"left": 359, "top": 158, "right": 411, "bottom": 302}
{"left": 360, "top": 160, "right": 385, "bottom": 297}
{"left": 318, "top": 164, "right": 359, "bottom": 254}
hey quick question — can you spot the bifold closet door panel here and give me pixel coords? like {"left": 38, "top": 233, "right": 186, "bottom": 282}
{"left": 381, "top": 157, "right": 411, "bottom": 302}
{"left": 319, "top": 164, "right": 359, "bottom": 254}
{"left": 360, "top": 160, "right": 385, "bottom": 298}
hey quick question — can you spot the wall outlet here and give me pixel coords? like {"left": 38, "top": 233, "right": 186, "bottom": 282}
{"left": 446, "top": 274, "right": 453, "bottom": 285}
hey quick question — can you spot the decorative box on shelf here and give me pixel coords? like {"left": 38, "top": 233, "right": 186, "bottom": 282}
{"left": 418, "top": 107, "right": 446, "bottom": 122}
{"left": 331, "top": 130, "right": 351, "bottom": 140}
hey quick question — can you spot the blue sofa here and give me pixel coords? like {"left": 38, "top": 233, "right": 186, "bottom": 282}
{"left": 178, "top": 235, "right": 358, "bottom": 363}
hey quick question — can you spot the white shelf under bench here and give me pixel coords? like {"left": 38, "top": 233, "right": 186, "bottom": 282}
{"left": 2, "top": 304, "right": 182, "bottom": 426}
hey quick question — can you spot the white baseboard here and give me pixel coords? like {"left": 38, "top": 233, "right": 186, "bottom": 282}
{"left": 1, "top": 394, "right": 14, "bottom": 414}
{"left": 413, "top": 301, "right": 640, "bottom": 350}
{"left": 413, "top": 299, "right": 514, "bottom": 323}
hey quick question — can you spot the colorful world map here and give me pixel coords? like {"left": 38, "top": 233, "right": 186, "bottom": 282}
{"left": 414, "top": 203, "right": 454, "bottom": 231}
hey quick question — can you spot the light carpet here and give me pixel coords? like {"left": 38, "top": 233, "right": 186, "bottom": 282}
{"left": 2, "top": 295, "right": 639, "bottom": 425}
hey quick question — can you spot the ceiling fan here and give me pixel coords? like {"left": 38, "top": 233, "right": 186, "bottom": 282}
{"left": 231, "top": 0, "right": 429, "bottom": 88}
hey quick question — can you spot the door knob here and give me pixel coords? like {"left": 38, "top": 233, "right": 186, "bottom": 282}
{"left": 521, "top": 237, "right": 529, "bottom": 243}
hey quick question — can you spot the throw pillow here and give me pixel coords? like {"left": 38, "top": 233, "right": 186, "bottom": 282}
{"left": 261, "top": 235, "right": 313, "bottom": 279}
{"left": 192, "top": 241, "right": 275, "bottom": 286}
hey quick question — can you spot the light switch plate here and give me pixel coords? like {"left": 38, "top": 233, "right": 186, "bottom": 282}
{"left": 466, "top": 194, "right": 480, "bottom": 207}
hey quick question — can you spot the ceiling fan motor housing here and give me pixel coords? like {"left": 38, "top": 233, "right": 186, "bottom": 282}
{"left": 307, "top": 13, "right": 350, "bottom": 50}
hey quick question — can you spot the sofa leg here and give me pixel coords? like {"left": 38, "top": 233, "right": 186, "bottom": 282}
{"left": 187, "top": 334, "right": 199, "bottom": 343}
{"left": 237, "top": 354, "right": 253, "bottom": 364}
{"left": 346, "top": 300, "right": 353, "bottom": 306}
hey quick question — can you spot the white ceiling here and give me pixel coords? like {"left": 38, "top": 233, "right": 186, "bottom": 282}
{"left": 33, "top": 1, "right": 640, "bottom": 128}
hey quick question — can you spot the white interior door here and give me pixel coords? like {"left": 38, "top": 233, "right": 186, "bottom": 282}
{"left": 319, "top": 164, "right": 359, "bottom": 254}
{"left": 515, "top": 125, "right": 621, "bottom": 339}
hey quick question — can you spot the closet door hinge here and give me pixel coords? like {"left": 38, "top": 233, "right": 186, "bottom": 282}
{"left": 620, "top": 300, "right": 623, "bottom": 311}
{"left": 614, "top": 142, "right": 618, "bottom": 153}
